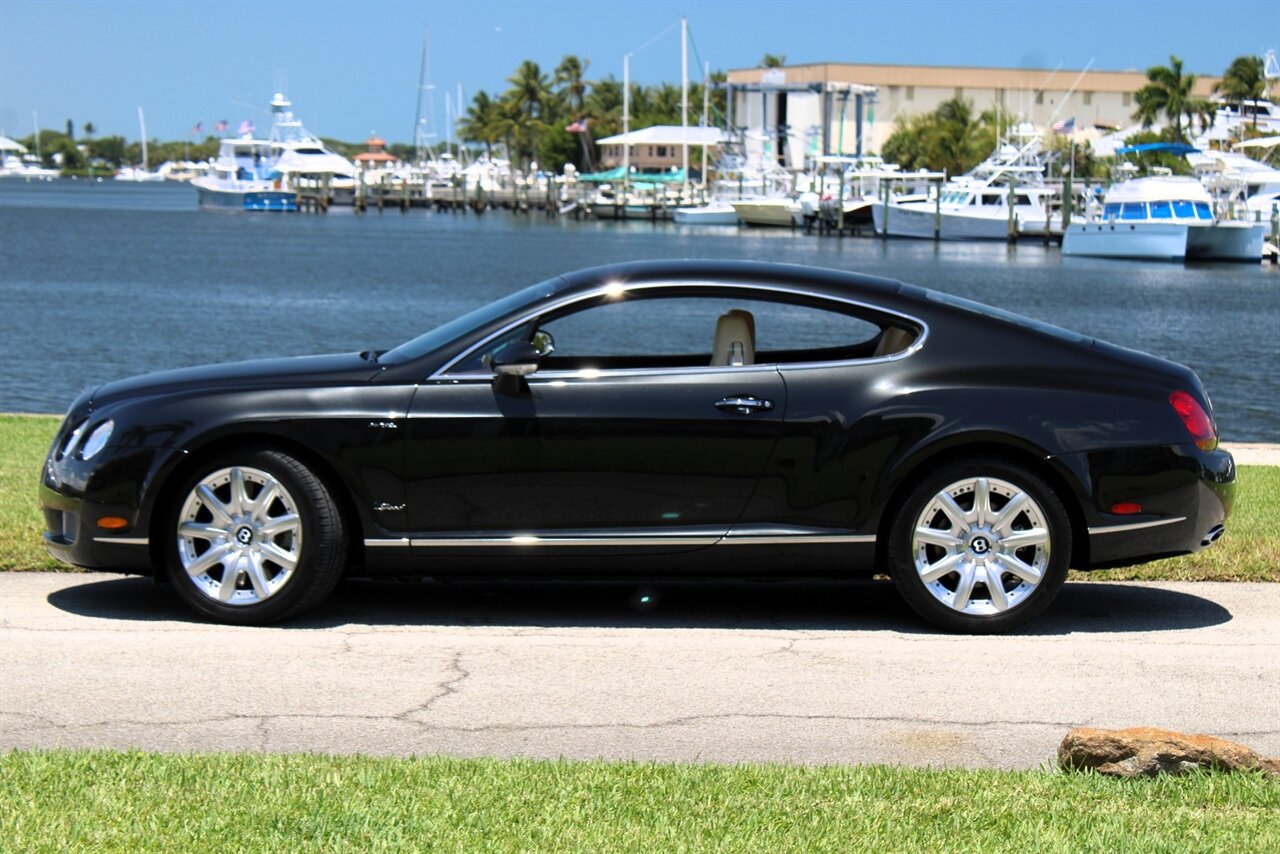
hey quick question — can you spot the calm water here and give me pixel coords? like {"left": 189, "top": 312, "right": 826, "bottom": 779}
{"left": 2, "top": 180, "right": 1277, "bottom": 440}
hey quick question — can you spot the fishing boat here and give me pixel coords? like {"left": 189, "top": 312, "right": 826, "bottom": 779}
{"left": 871, "top": 124, "right": 1055, "bottom": 240}
{"left": 191, "top": 134, "right": 297, "bottom": 211}
{"left": 1062, "top": 171, "right": 1265, "bottom": 261}
{"left": 191, "top": 93, "right": 356, "bottom": 211}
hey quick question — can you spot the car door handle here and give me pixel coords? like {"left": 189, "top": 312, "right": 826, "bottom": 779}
{"left": 715, "top": 396, "right": 774, "bottom": 415}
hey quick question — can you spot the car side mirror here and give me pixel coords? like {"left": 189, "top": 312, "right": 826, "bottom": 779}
{"left": 491, "top": 341, "right": 542, "bottom": 377}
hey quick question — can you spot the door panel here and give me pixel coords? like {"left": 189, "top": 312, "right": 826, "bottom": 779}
{"left": 403, "top": 369, "right": 785, "bottom": 539}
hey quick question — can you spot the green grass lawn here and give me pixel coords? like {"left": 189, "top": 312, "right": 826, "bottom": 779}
{"left": 1, "top": 750, "right": 1277, "bottom": 852}
{"left": 2, "top": 413, "right": 1276, "bottom": 579}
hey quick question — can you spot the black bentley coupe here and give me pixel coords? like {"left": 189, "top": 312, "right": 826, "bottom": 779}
{"left": 40, "top": 261, "right": 1234, "bottom": 631}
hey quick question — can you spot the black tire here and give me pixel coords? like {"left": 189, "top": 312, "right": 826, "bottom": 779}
{"left": 165, "top": 448, "right": 347, "bottom": 625}
{"left": 887, "top": 458, "right": 1070, "bottom": 634}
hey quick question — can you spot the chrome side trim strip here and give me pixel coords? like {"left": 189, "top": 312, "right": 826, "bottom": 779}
{"left": 375, "top": 529, "right": 876, "bottom": 548}
{"left": 1087, "top": 517, "right": 1187, "bottom": 536}
{"left": 720, "top": 534, "right": 876, "bottom": 545}
{"left": 411, "top": 535, "right": 722, "bottom": 547}
{"left": 92, "top": 537, "right": 149, "bottom": 546}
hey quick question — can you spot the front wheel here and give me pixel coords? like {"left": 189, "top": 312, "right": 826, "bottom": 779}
{"left": 887, "top": 459, "right": 1071, "bottom": 633}
{"left": 165, "top": 449, "right": 347, "bottom": 625}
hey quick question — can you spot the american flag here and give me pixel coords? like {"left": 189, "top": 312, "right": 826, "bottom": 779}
{"left": 565, "top": 118, "right": 588, "bottom": 134}
{"left": 191, "top": 122, "right": 203, "bottom": 135}
{"left": 1052, "top": 117, "right": 1075, "bottom": 134}
{"left": 237, "top": 120, "right": 255, "bottom": 136}
{"left": 214, "top": 119, "right": 229, "bottom": 132}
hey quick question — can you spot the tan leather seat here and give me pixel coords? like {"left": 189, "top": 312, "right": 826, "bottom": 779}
{"left": 711, "top": 310, "right": 756, "bottom": 366}
{"left": 874, "top": 325, "right": 916, "bottom": 357}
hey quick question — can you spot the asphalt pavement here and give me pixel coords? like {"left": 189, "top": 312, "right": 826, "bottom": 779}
{"left": 2, "top": 572, "right": 1277, "bottom": 769}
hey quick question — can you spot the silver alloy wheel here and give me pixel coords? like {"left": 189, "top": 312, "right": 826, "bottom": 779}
{"left": 911, "top": 476, "right": 1050, "bottom": 616}
{"left": 176, "top": 465, "right": 303, "bottom": 606}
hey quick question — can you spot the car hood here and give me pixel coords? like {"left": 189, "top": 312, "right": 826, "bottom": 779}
{"left": 90, "top": 352, "right": 382, "bottom": 409}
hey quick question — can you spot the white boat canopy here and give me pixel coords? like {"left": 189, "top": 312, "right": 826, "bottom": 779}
{"left": 1233, "top": 136, "right": 1280, "bottom": 151}
{"left": 0, "top": 135, "right": 28, "bottom": 152}
{"left": 595, "top": 126, "right": 725, "bottom": 147}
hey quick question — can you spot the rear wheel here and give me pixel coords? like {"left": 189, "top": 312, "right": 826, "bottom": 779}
{"left": 166, "top": 449, "right": 347, "bottom": 624}
{"left": 887, "top": 459, "right": 1070, "bottom": 633}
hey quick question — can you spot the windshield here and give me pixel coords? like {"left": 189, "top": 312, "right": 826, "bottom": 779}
{"left": 380, "top": 277, "right": 564, "bottom": 365}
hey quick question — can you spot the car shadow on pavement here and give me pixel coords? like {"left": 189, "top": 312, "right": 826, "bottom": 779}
{"left": 47, "top": 576, "right": 1232, "bottom": 635}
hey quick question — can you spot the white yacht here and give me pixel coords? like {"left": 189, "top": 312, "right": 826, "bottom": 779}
{"left": 871, "top": 124, "right": 1056, "bottom": 240}
{"left": 1062, "top": 173, "right": 1265, "bottom": 261}
{"left": 0, "top": 135, "right": 58, "bottom": 180}
{"left": 1187, "top": 145, "right": 1280, "bottom": 220}
{"left": 191, "top": 93, "right": 356, "bottom": 211}
{"left": 1209, "top": 99, "right": 1280, "bottom": 137}
{"left": 191, "top": 135, "right": 297, "bottom": 211}
{"left": 263, "top": 93, "right": 358, "bottom": 204}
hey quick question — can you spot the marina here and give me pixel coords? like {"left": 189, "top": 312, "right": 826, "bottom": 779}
{"left": 0, "top": 179, "right": 1276, "bottom": 442}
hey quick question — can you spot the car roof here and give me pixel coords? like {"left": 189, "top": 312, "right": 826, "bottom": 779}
{"left": 557, "top": 260, "right": 912, "bottom": 304}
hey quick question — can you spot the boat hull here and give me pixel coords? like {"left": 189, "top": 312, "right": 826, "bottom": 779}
{"left": 673, "top": 203, "right": 739, "bottom": 225}
{"left": 1062, "top": 222, "right": 1189, "bottom": 259}
{"left": 1187, "top": 222, "right": 1266, "bottom": 261}
{"left": 731, "top": 201, "right": 800, "bottom": 227}
{"left": 195, "top": 183, "right": 297, "bottom": 212}
{"left": 871, "top": 201, "right": 1046, "bottom": 240}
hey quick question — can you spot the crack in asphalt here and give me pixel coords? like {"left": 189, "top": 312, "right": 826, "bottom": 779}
{"left": 1, "top": 709, "right": 1085, "bottom": 738}
{"left": 394, "top": 651, "right": 470, "bottom": 725}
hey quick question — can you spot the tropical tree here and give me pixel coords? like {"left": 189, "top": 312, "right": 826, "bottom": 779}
{"left": 1132, "top": 55, "right": 1207, "bottom": 141}
{"left": 554, "top": 55, "right": 590, "bottom": 116}
{"left": 759, "top": 53, "right": 786, "bottom": 68}
{"left": 504, "top": 60, "right": 555, "bottom": 166}
{"left": 583, "top": 75, "right": 624, "bottom": 138}
{"left": 1217, "top": 55, "right": 1266, "bottom": 127}
{"left": 460, "top": 90, "right": 503, "bottom": 157}
{"left": 881, "top": 98, "right": 1000, "bottom": 176}
{"left": 646, "top": 83, "right": 683, "bottom": 126}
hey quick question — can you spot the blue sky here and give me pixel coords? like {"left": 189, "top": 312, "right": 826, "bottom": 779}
{"left": 1, "top": 0, "right": 1276, "bottom": 144}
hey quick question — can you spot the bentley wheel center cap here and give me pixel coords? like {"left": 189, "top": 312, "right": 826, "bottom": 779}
{"left": 235, "top": 525, "right": 255, "bottom": 547}
{"left": 969, "top": 535, "right": 992, "bottom": 556}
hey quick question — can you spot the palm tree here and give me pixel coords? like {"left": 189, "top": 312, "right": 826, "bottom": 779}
{"left": 1133, "top": 55, "right": 1197, "bottom": 140}
{"left": 1217, "top": 55, "right": 1266, "bottom": 128}
{"left": 584, "top": 75, "right": 623, "bottom": 138}
{"left": 504, "top": 60, "right": 555, "bottom": 166}
{"left": 759, "top": 53, "right": 786, "bottom": 68}
{"left": 460, "top": 91, "right": 502, "bottom": 157}
{"left": 648, "top": 83, "right": 683, "bottom": 125}
{"left": 554, "top": 55, "right": 590, "bottom": 116}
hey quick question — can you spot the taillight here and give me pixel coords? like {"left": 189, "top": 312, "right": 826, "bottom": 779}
{"left": 1169, "top": 391, "right": 1217, "bottom": 451}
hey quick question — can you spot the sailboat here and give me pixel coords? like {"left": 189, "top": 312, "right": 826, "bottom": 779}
{"left": 115, "top": 107, "right": 166, "bottom": 181}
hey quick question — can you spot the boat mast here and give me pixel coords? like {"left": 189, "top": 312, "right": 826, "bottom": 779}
{"left": 138, "top": 107, "right": 148, "bottom": 172}
{"left": 414, "top": 27, "right": 434, "bottom": 164}
{"left": 623, "top": 52, "right": 630, "bottom": 197}
{"left": 681, "top": 16, "right": 689, "bottom": 200}
{"left": 702, "top": 61, "right": 710, "bottom": 189}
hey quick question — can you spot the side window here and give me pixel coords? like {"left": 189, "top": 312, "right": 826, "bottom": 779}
{"left": 443, "top": 291, "right": 916, "bottom": 376}
{"left": 533, "top": 294, "right": 891, "bottom": 369}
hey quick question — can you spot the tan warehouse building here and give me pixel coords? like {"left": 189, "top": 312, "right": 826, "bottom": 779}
{"left": 725, "top": 62, "right": 1221, "bottom": 169}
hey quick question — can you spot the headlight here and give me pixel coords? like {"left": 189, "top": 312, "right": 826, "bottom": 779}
{"left": 80, "top": 420, "right": 114, "bottom": 460}
{"left": 58, "top": 421, "right": 88, "bottom": 461}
